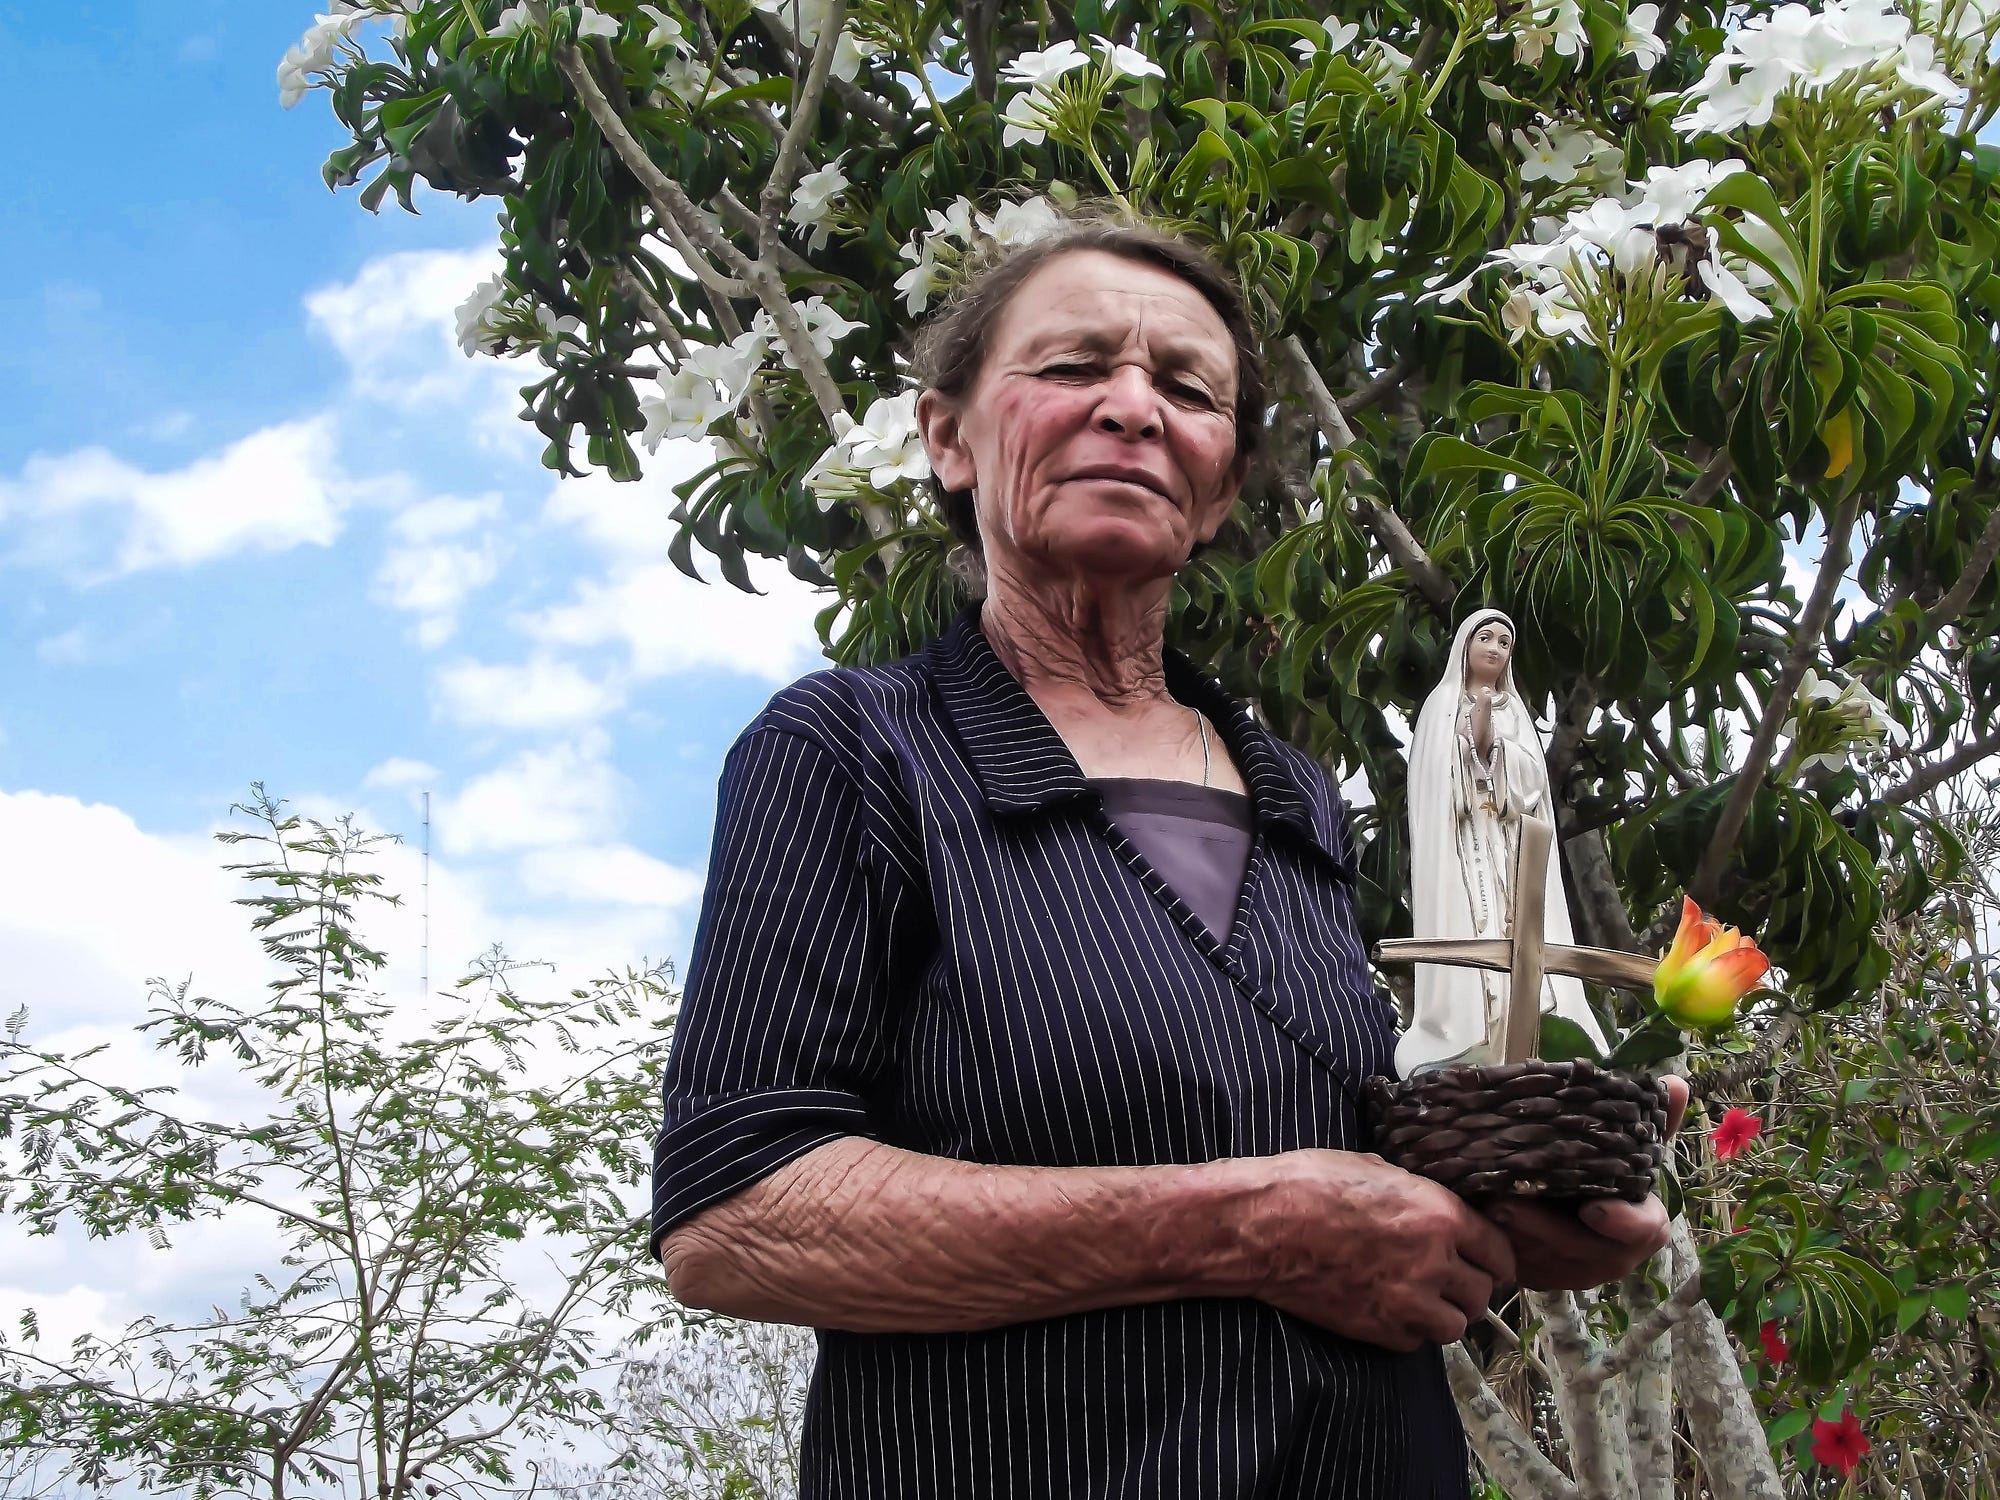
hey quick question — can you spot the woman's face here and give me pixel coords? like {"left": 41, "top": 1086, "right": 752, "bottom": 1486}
{"left": 917, "top": 249, "right": 1246, "bottom": 586}
{"left": 1465, "top": 619, "right": 1514, "bottom": 688}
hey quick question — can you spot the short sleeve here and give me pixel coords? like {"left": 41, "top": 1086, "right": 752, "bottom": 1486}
{"left": 650, "top": 725, "right": 902, "bottom": 1250}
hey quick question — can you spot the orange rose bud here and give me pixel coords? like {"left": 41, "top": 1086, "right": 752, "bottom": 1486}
{"left": 1654, "top": 897, "right": 1770, "bottom": 1030}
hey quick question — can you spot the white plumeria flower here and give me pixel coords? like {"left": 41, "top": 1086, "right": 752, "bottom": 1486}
{"left": 1369, "top": 40, "right": 1414, "bottom": 73}
{"left": 491, "top": 3, "right": 535, "bottom": 38}
{"left": 1675, "top": 63, "right": 1790, "bottom": 132}
{"left": 1895, "top": 34, "right": 1967, "bottom": 103}
{"left": 786, "top": 157, "right": 849, "bottom": 251}
{"left": 846, "top": 392, "right": 932, "bottom": 486}
{"left": 925, "top": 198, "right": 979, "bottom": 243}
{"left": 978, "top": 196, "right": 1062, "bottom": 247}
{"left": 1001, "top": 40, "right": 1090, "bottom": 86}
{"left": 1628, "top": 158, "right": 1745, "bottom": 223}
{"left": 831, "top": 29, "right": 886, "bottom": 82}
{"left": 1624, "top": 3, "right": 1669, "bottom": 66}
{"left": 1698, "top": 248, "right": 1777, "bottom": 320}
{"left": 1293, "top": 17, "right": 1361, "bottom": 56}
{"left": 638, "top": 5, "right": 688, "bottom": 51}
{"left": 1501, "top": 286, "right": 1544, "bottom": 342}
{"left": 656, "top": 53, "right": 712, "bottom": 102}
{"left": 1513, "top": 125, "right": 1605, "bottom": 185}
{"left": 1418, "top": 269, "right": 1480, "bottom": 304}
{"left": 1090, "top": 34, "right": 1166, "bottom": 80}
{"left": 1825, "top": 0, "right": 1912, "bottom": 57}
{"left": 894, "top": 251, "right": 948, "bottom": 316}
{"left": 574, "top": 5, "right": 621, "bottom": 40}
{"left": 1001, "top": 88, "right": 1057, "bottom": 146}
{"left": 454, "top": 275, "right": 511, "bottom": 355}
{"left": 1508, "top": 0, "right": 1587, "bottom": 65}
{"left": 1513, "top": 127, "right": 1573, "bottom": 183}
{"left": 754, "top": 297, "right": 867, "bottom": 366}
{"left": 278, "top": 12, "right": 363, "bottom": 108}
{"left": 803, "top": 451, "right": 865, "bottom": 509}
{"left": 1534, "top": 289, "right": 1594, "bottom": 340}
{"left": 640, "top": 368, "right": 731, "bottom": 449}
{"left": 684, "top": 330, "right": 768, "bottom": 404}
{"left": 753, "top": 0, "right": 834, "bottom": 49}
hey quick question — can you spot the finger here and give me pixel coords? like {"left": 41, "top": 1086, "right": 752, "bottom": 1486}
{"left": 1579, "top": 1195, "right": 1671, "bottom": 1252}
{"left": 1439, "top": 1254, "right": 1496, "bottom": 1325}
{"left": 1661, "top": 1075, "right": 1690, "bottom": 1138}
{"left": 1455, "top": 1203, "right": 1519, "bottom": 1285}
{"left": 1411, "top": 1298, "right": 1471, "bottom": 1347}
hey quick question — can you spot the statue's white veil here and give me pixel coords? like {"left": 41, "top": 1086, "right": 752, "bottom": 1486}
{"left": 1399, "top": 609, "right": 1607, "bottom": 1074}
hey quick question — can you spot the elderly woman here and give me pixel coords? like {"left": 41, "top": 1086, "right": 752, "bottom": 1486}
{"left": 651, "top": 217, "right": 1681, "bottom": 1499}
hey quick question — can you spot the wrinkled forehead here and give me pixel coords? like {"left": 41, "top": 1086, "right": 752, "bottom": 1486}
{"left": 988, "top": 250, "right": 1239, "bottom": 391}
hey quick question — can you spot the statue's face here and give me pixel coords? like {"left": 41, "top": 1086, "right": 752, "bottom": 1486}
{"left": 1465, "top": 619, "right": 1514, "bottom": 687}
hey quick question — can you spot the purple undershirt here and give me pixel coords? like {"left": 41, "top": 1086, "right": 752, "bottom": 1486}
{"left": 1090, "top": 777, "right": 1254, "bottom": 943}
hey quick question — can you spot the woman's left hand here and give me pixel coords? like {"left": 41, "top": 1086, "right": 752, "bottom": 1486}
{"left": 1482, "top": 1075, "right": 1690, "bottom": 1291}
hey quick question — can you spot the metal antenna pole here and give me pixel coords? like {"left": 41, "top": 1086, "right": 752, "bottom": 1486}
{"left": 421, "top": 789, "right": 431, "bottom": 1002}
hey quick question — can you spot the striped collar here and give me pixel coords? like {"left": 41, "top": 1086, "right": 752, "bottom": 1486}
{"left": 925, "top": 605, "right": 1352, "bottom": 877}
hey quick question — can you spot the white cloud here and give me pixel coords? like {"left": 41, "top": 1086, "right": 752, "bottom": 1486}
{"left": 434, "top": 655, "right": 627, "bottom": 730}
{"left": 516, "top": 844, "right": 703, "bottom": 908}
{"left": 436, "top": 738, "right": 625, "bottom": 855}
{"left": 524, "top": 559, "right": 826, "bottom": 684}
{"left": 394, "top": 493, "right": 502, "bottom": 543}
{"left": 529, "top": 470, "right": 826, "bottom": 685}
{"left": 0, "top": 789, "right": 274, "bottom": 1036}
{"left": 377, "top": 537, "right": 505, "bottom": 646}
{"left": 303, "top": 245, "right": 527, "bottom": 451}
{"left": 362, "top": 756, "right": 439, "bottom": 791}
{"left": 0, "top": 418, "right": 346, "bottom": 579}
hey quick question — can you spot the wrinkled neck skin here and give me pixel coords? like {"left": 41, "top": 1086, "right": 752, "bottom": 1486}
{"left": 980, "top": 561, "right": 1176, "bottom": 716}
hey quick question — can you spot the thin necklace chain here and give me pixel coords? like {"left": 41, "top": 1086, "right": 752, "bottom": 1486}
{"left": 1192, "top": 706, "right": 1211, "bottom": 788}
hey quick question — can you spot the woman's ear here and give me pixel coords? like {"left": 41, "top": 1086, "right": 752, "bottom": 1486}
{"left": 916, "top": 389, "right": 977, "bottom": 495}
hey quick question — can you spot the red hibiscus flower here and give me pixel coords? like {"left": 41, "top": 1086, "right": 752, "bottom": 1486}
{"left": 1759, "top": 1321, "right": 1789, "bottom": 1365}
{"left": 1713, "top": 1107, "right": 1763, "bottom": 1160}
{"left": 1812, "top": 1408, "right": 1870, "bottom": 1477}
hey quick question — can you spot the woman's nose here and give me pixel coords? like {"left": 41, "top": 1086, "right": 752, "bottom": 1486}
{"left": 1093, "top": 365, "right": 1162, "bottom": 440}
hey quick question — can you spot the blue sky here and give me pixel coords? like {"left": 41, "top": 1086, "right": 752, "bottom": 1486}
{"left": 1, "top": 1, "right": 834, "bottom": 1361}
{"left": 0, "top": 3, "right": 827, "bottom": 990}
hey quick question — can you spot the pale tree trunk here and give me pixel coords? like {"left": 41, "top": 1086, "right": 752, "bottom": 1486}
{"left": 1447, "top": 1226, "right": 1783, "bottom": 1499}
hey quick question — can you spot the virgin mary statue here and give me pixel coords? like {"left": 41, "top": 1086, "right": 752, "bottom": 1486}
{"left": 1397, "top": 609, "right": 1611, "bottom": 1076}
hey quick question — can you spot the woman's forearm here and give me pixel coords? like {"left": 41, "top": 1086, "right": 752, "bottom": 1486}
{"left": 657, "top": 1136, "right": 1272, "bottom": 1332}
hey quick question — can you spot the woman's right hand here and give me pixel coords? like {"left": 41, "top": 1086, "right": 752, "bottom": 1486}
{"left": 1234, "top": 1150, "right": 1515, "bottom": 1352}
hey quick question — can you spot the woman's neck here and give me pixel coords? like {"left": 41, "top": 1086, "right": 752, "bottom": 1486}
{"left": 979, "top": 568, "right": 1175, "bottom": 712}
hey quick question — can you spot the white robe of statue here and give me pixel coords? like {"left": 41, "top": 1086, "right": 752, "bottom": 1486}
{"left": 1396, "top": 609, "right": 1611, "bottom": 1076}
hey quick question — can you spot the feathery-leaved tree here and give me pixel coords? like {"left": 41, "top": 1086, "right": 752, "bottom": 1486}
{"left": 0, "top": 791, "right": 677, "bottom": 1500}
{"left": 289, "top": 2, "right": 2000, "bottom": 1494}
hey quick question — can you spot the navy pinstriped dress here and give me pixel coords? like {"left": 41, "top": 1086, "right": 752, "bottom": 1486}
{"left": 651, "top": 607, "right": 1469, "bottom": 1498}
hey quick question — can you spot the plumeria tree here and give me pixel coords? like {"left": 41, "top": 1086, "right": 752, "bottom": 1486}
{"left": 290, "top": 0, "right": 1999, "bottom": 1493}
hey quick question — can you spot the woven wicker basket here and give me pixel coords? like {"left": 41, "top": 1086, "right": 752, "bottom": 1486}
{"left": 1363, "top": 1059, "right": 1669, "bottom": 1204}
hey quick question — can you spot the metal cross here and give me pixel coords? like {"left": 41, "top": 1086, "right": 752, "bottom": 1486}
{"left": 1376, "top": 814, "right": 1656, "bottom": 1063}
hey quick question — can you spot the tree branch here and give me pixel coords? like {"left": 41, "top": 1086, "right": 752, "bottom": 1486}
{"left": 1681, "top": 447, "right": 1733, "bottom": 508}
{"left": 1667, "top": 1218, "right": 1785, "bottom": 1500}
{"left": 1620, "top": 1258, "right": 1676, "bottom": 1500}
{"left": 1532, "top": 1289, "right": 1634, "bottom": 1499}
{"left": 1925, "top": 491, "right": 2000, "bottom": 632}
{"left": 1576, "top": 1272, "right": 1706, "bottom": 1391}
{"left": 1277, "top": 335, "right": 1455, "bottom": 615}
{"left": 1883, "top": 726, "right": 2000, "bottom": 806}
{"left": 758, "top": 0, "right": 848, "bottom": 252}
{"left": 1442, "top": 1342, "right": 1582, "bottom": 1500}
{"left": 1337, "top": 352, "right": 1421, "bottom": 418}
{"left": 1691, "top": 490, "right": 1864, "bottom": 907}
{"left": 1688, "top": 1009, "right": 1802, "bottom": 1099}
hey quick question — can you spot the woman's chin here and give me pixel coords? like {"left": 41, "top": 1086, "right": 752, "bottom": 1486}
{"left": 1030, "top": 522, "right": 1187, "bottom": 584}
